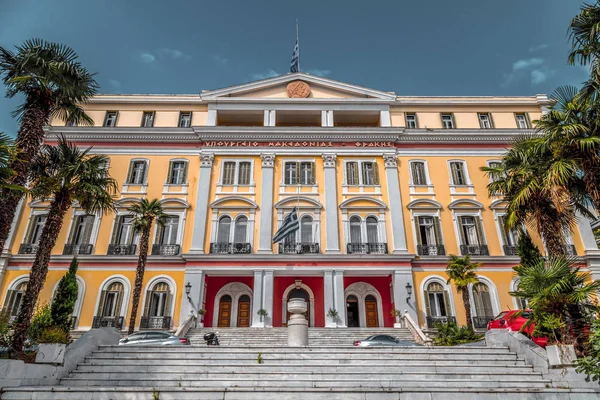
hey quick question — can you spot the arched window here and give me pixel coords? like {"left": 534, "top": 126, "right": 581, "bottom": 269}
{"left": 234, "top": 216, "right": 247, "bottom": 243}
{"left": 217, "top": 216, "right": 231, "bottom": 243}
{"left": 366, "top": 217, "right": 378, "bottom": 243}
{"left": 425, "top": 282, "right": 450, "bottom": 318}
{"left": 3, "top": 281, "right": 27, "bottom": 318}
{"left": 98, "top": 282, "right": 124, "bottom": 317}
{"left": 301, "top": 215, "right": 313, "bottom": 243}
{"left": 472, "top": 282, "right": 494, "bottom": 318}
{"left": 514, "top": 280, "right": 528, "bottom": 309}
{"left": 144, "top": 282, "right": 171, "bottom": 317}
{"left": 350, "top": 216, "right": 362, "bottom": 244}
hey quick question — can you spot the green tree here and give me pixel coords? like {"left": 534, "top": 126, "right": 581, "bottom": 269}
{"left": 50, "top": 257, "right": 79, "bottom": 336}
{"left": 127, "top": 199, "right": 167, "bottom": 335}
{"left": 11, "top": 138, "right": 116, "bottom": 354}
{"left": 514, "top": 229, "right": 543, "bottom": 276}
{"left": 569, "top": 1, "right": 600, "bottom": 98}
{"left": 0, "top": 39, "right": 98, "bottom": 256}
{"left": 446, "top": 255, "right": 481, "bottom": 330}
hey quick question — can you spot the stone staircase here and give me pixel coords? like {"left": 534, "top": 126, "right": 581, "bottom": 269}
{"left": 3, "top": 328, "right": 599, "bottom": 399}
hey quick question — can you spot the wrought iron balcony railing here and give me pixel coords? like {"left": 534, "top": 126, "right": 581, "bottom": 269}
{"left": 18, "top": 243, "right": 39, "bottom": 254}
{"left": 92, "top": 316, "right": 124, "bottom": 329}
{"left": 63, "top": 243, "right": 94, "bottom": 255}
{"left": 565, "top": 244, "right": 577, "bottom": 256}
{"left": 346, "top": 243, "right": 388, "bottom": 254}
{"left": 472, "top": 316, "right": 494, "bottom": 329}
{"left": 151, "top": 244, "right": 181, "bottom": 256}
{"left": 210, "top": 242, "right": 252, "bottom": 254}
{"left": 278, "top": 242, "right": 320, "bottom": 254}
{"left": 425, "top": 315, "right": 457, "bottom": 329}
{"left": 417, "top": 245, "right": 446, "bottom": 256}
{"left": 503, "top": 245, "right": 518, "bottom": 256}
{"left": 460, "top": 244, "right": 489, "bottom": 256}
{"left": 107, "top": 244, "right": 137, "bottom": 255}
{"left": 140, "top": 316, "right": 172, "bottom": 329}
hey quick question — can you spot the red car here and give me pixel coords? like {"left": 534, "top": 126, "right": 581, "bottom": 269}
{"left": 487, "top": 310, "right": 548, "bottom": 347}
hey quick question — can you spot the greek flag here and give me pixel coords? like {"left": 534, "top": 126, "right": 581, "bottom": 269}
{"left": 273, "top": 207, "right": 299, "bottom": 243}
{"left": 290, "top": 39, "right": 299, "bottom": 73}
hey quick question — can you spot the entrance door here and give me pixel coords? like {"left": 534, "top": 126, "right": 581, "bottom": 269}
{"left": 286, "top": 288, "right": 310, "bottom": 327}
{"left": 218, "top": 295, "right": 232, "bottom": 327}
{"left": 237, "top": 295, "right": 251, "bottom": 327}
{"left": 365, "top": 295, "right": 379, "bottom": 327}
{"left": 346, "top": 295, "right": 359, "bottom": 327}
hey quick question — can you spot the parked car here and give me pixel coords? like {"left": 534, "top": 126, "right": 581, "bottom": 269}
{"left": 354, "top": 334, "right": 420, "bottom": 347}
{"left": 487, "top": 310, "right": 548, "bottom": 347}
{"left": 119, "top": 331, "right": 190, "bottom": 346}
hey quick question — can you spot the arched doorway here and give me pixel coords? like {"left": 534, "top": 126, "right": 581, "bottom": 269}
{"left": 286, "top": 288, "right": 310, "bottom": 327}
{"left": 346, "top": 295, "right": 359, "bottom": 327}
{"left": 218, "top": 295, "right": 232, "bottom": 327}
{"left": 237, "top": 295, "right": 251, "bottom": 327}
{"left": 365, "top": 295, "right": 379, "bottom": 327}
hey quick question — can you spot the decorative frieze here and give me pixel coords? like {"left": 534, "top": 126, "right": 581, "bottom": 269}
{"left": 322, "top": 154, "right": 337, "bottom": 168}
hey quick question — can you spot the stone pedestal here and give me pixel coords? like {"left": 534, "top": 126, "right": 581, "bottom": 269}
{"left": 287, "top": 298, "right": 308, "bottom": 347}
{"left": 35, "top": 343, "right": 66, "bottom": 365}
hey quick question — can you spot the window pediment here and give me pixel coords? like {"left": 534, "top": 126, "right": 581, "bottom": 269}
{"left": 448, "top": 199, "right": 484, "bottom": 210}
{"left": 159, "top": 198, "right": 190, "bottom": 209}
{"left": 490, "top": 200, "right": 508, "bottom": 210}
{"left": 407, "top": 199, "right": 442, "bottom": 210}
{"left": 339, "top": 197, "right": 387, "bottom": 210}
{"left": 274, "top": 196, "right": 322, "bottom": 209}
{"left": 210, "top": 196, "right": 258, "bottom": 210}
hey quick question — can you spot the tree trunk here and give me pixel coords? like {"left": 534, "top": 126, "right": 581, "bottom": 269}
{"left": 0, "top": 94, "right": 51, "bottom": 255}
{"left": 128, "top": 224, "right": 152, "bottom": 335}
{"left": 10, "top": 190, "right": 70, "bottom": 354}
{"left": 462, "top": 289, "right": 473, "bottom": 330}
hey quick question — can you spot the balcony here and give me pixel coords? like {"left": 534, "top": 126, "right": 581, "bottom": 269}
{"left": 417, "top": 245, "right": 446, "bottom": 256}
{"left": 426, "top": 315, "right": 457, "bottom": 329}
{"left": 460, "top": 245, "right": 489, "bottom": 256}
{"left": 63, "top": 243, "right": 93, "bottom": 255}
{"left": 472, "top": 316, "right": 494, "bottom": 330}
{"left": 278, "top": 242, "right": 320, "bottom": 254}
{"left": 140, "top": 316, "right": 172, "bottom": 329}
{"left": 151, "top": 244, "right": 181, "bottom": 256}
{"left": 18, "top": 243, "right": 39, "bottom": 255}
{"left": 107, "top": 244, "right": 137, "bottom": 255}
{"left": 565, "top": 244, "right": 577, "bottom": 256}
{"left": 346, "top": 243, "right": 388, "bottom": 254}
{"left": 210, "top": 242, "right": 252, "bottom": 254}
{"left": 503, "top": 245, "right": 518, "bottom": 256}
{"left": 92, "top": 316, "right": 124, "bottom": 329}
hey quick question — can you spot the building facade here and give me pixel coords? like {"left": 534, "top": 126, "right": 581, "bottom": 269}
{"left": 1, "top": 73, "right": 599, "bottom": 332}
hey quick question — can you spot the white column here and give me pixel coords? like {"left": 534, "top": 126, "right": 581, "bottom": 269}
{"left": 189, "top": 153, "right": 214, "bottom": 254}
{"left": 263, "top": 270, "right": 274, "bottom": 327}
{"left": 322, "top": 154, "right": 340, "bottom": 254}
{"left": 321, "top": 111, "right": 334, "bottom": 127}
{"left": 323, "top": 270, "right": 335, "bottom": 327}
{"left": 576, "top": 211, "right": 598, "bottom": 251}
{"left": 179, "top": 269, "right": 204, "bottom": 325}
{"left": 207, "top": 109, "right": 217, "bottom": 126}
{"left": 251, "top": 270, "right": 264, "bottom": 327}
{"left": 257, "top": 154, "right": 275, "bottom": 254}
{"left": 383, "top": 154, "right": 408, "bottom": 254}
{"left": 263, "top": 110, "right": 276, "bottom": 126}
{"left": 380, "top": 110, "right": 391, "bottom": 127}
{"left": 333, "top": 270, "right": 346, "bottom": 327}
{"left": 393, "top": 269, "right": 417, "bottom": 322}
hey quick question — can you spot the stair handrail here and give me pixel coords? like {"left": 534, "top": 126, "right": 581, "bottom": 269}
{"left": 174, "top": 313, "right": 197, "bottom": 337}
{"left": 402, "top": 310, "right": 433, "bottom": 347}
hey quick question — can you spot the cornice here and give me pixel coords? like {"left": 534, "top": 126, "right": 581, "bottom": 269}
{"left": 88, "top": 95, "right": 202, "bottom": 104}
{"left": 395, "top": 95, "right": 550, "bottom": 106}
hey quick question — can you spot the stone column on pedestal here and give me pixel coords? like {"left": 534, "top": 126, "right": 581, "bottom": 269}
{"left": 322, "top": 154, "right": 340, "bottom": 254}
{"left": 189, "top": 153, "right": 214, "bottom": 254}
{"left": 257, "top": 154, "right": 275, "bottom": 254}
{"left": 287, "top": 298, "right": 308, "bottom": 346}
{"left": 383, "top": 154, "right": 409, "bottom": 254}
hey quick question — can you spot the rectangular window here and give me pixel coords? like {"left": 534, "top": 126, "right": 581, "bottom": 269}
{"left": 346, "top": 161, "right": 379, "bottom": 186}
{"left": 238, "top": 162, "right": 251, "bottom": 185}
{"left": 498, "top": 215, "right": 518, "bottom": 247}
{"left": 178, "top": 112, "right": 192, "bottom": 128}
{"left": 114, "top": 216, "right": 134, "bottom": 245}
{"left": 441, "top": 114, "right": 454, "bottom": 129}
{"left": 221, "top": 161, "right": 252, "bottom": 186}
{"left": 169, "top": 161, "right": 186, "bottom": 184}
{"left": 411, "top": 162, "right": 427, "bottom": 185}
{"left": 128, "top": 161, "right": 147, "bottom": 184}
{"left": 222, "top": 162, "right": 236, "bottom": 185}
{"left": 458, "top": 216, "right": 485, "bottom": 245}
{"left": 406, "top": 113, "right": 417, "bottom": 129}
{"left": 284, "top": 162, "right": 315, "bottom": 185}
{"left": 141, "top": 112, "right": 155, "bottom": 127}
{"left": 156, "top": 216, "right": 179, "bottom": 245}
{"left": 478, "top": 113, "right": 492, "bottom": 129}
{"left": 361, "top": 162, "right": 379, "bottom": 185}
{"left": 346, "top": 162, "right": 359, "bottom": 185}
{"left": 27, "top": 214, "right": 47, "bottom": 244}
{"left": 449, "top": 161, "right": 467, "bottom": 185}
{"left": 103, "top": 111, "right": 118, "bottom": 127}
{"left": 515, "top": 113, "right": 529, "bottom": 129}
{"left": 69, "top": 215, "right": 95, "bottom": 245}
{"left": 416, "top": 216, "right": 443, "bottom": 246}
{"left": 487, "top": 161, "right": 502, "bottom": 183}
{"left": 300, "top": 162, "right": 314, "bottom": 185}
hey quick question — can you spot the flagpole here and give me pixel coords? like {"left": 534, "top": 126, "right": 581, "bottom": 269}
{"left": 296, "top": 18, "right": 300, "bottom": 72}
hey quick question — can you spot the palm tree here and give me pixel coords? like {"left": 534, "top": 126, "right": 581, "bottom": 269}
{"left": 0, "top": 39, "right": 98, "bottom": 255}
{"left": 568, "top": 1, "right": 600, "bottom": 98}
{"left": 127, "top": 199, "right": 167, "bottom": 335}
{"left": 0, "top": 133, "right": 16, "bottom": 190}
{"left": 446, "top": 255, "right": 481, "bottom": 330}
{"left": 481, "top": 136, "right": 585, "bottom": 256}
{"left": 11, "top": 138, "right": 116, "bottom": 354}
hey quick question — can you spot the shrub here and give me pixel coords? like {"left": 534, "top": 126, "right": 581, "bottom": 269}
{"left": 576, "top": 318, "right": 600, "bottom": 384}
{"left": 0, "top": 309, "right": 11, "bottom": 348}
{"left": 433, "top": 322, "right": 483, "bottom": 346}
{"left": 28, "top": 303, "right": 54, "bottom": 344}
{"left": 50, "top": 257, "right": 78, "bottom": 335}
{"left": 37, "top": 326, "right": 70, "bottom": 344}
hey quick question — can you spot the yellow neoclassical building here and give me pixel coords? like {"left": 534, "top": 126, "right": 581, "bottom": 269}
{"left": 1, "top": 73, "right": 599, "bottom": 332}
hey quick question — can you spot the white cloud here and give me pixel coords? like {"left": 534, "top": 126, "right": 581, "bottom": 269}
{"left": 529, "top": 44, "right": 549, "bottom": 53}
{"left": 502, "top": 58, "right": 553, "bottom": 87}
{"left": 159, "top": 48, "right": 191, "bottom": 60}
{"left": 140, "top": 53, "right": 156, "bottom": 63}
{"left": 512, "top": 58, "right": 544, "bottom": 71}
{"left": 306, "top": 68, "right": 331, "bottom": 77}
{"left": 250, "top": 69, "right": 280, "bottom": 81}
{"left": 213, "top": 55, "right": 229, "bottom": 65}
{"left": 108, "top": 79, "right": 122, "bottom": 93}
{"left": 531, "top": 69, "right": 548, "bottom": 84}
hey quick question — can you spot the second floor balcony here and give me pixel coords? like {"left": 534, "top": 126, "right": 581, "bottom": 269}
{"left": 18, "top": 243, "right": 39, "bottom": 255}
{"left": 347, "top": 242, "right": 387, "bottom": 254}
{"left": 140, "top": 316, "right": 172, "bottom": 329}
{"left": 92, "top": 316, "right": 124, "bottom": 329}
{"left": 63, "top": 243, "right": 93, "bottom": 255}
{"left": 151, "top": 244, "right": 181, "bottom": 256}
{"left": 210, "top": 242, "right": 252, "bottom": 254}
{"left": 107, "top": 244, "right": 137, "bottom": 256}
{"left": 278, "top": 242, "right": 320, "bottom": 254}
{"left": 503, "top": 245, "right": 518, "bottom": 256}
{"left": 417, "top": 245, "right": 446, "bottom": 256}
{"left": 460, "top": 244, "right": 489, "bottom": 256}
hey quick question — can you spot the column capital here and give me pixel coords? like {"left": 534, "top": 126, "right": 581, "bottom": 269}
{"left": 322, "top": 153, "right": 337, "bottom": 168}
{"left": 261, "top": 153, "right": 275, "bottom": 168}
{"left": 383, "top": 154, "right": 398, "bottom": 168}
{"left": 199, "top": 153, "right": 214, "bottom": 167}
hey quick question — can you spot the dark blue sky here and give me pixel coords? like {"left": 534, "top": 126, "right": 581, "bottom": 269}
{"left": 0, "top": 0, "right": 591, "bottom": 136}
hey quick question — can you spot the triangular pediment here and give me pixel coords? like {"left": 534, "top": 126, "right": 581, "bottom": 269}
{"left": 200, "top": 73, "right": 396, "bottom": 101}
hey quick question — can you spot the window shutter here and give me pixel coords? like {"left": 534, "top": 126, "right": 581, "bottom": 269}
{"left": 424, "top": 291, "right": 431, "bottom": 316}
{"left": 497, "top": 216, "right": 508, "bottom": 245}
{"left": 475, "top": 217, "right": 485, "bottom": 245}
{"left": 361, "top": 164, "right": 367, "bottom": 185}
{"left": 154, "top": 224, "right": 164, "bottom": 244}
{"left": 414, "top": 217, "right": 422, "bottom": 245}
{"left": 115, "top": 291, "right": 124, "bottom": 317}
{"left": 352, "top": 163, "right": 359, "bottom": 185}
{"left": 372, "top": 162, "right": 380, "bottom": 185}
{"left": 110, "top": 216, "right": 122, "bottom": 245}
{"left": 310, "top": 162, "right": 316, "bottom": 185}
{"left": 96, "top": 290, "right": 107, "bottom": 316}
{"left": 434, "top": 217, "right": 443, "bottom": 246}
{"left": 143, "top": 290, "right": 152, "bottom": 316}
{"left": 482, "top": 291, "right": 493, "bottom": 317}
{"left": 163, "top": 292, "right": 172, "bottom": 317}
{"left": 126, "top": 162, "right": 135, "bottom": 184}
{"left": 82, "top": 216, "right": 94, "bottom": 245}
{"left": 2, "top": 290, "right": 15, "bottom": 313}
{"left": 25, "top": 217, "right": 36, "bottom": 243}
{"left": 182, "top": 161, "right": 188, "bottom": 184}
{"left": 457, "top": 217, "right": 467, "bottom": 245}
{"left": 167, "top": 162, "right": 174, "bottom": 184}
{"left": 443, "top": 290, "right": 452, "bottom": 317}
{"left": 346, "top": 163, "right": 352, "bottom": 185}
{"left": 142, "top": 162, "right": 148, "bottom": 184}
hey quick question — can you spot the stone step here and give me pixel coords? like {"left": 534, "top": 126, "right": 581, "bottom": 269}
{"left": 96, "top": 345, "right": 509, "bottom": 353}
